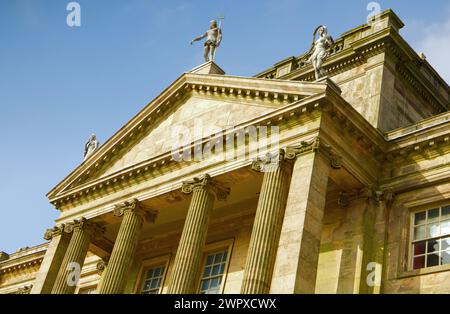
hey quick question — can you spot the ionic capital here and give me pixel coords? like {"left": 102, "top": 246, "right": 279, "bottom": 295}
{"left": 113, "top": 198, "right": 158, "bottom": 223}
{"left": 182, "top": 174, "right": 230, "bottom": 201}
{"left": 252, "top": 150, "right": 290, "bottom": 173}
{"left": 43, "top": 224, "right": 66, "bottom": 241}
{"left": 96, "top": 259, "right": 108, "bottom": 275}
{"left": 285, "top": 137, "right": 342, "bottom": 169}
{"left": 64, "top": 217, "right": 105, "bottom": 239}
{"left": 372, "top": 188, "right": 394, "bottom": 205}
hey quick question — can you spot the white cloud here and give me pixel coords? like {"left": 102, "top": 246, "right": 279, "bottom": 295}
{"left": 404, "top": 17, "right": 450, "bottom": 84}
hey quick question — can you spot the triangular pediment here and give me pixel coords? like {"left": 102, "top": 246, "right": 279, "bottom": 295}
{"left": 48, "top": 69, "right": 332, "bottom": 201}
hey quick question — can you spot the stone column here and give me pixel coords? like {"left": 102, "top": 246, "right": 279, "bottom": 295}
{"left": 51, "top": 218, "right": 103, "bottom": 294}
{"left": 367, "top": 190, "right": 392, "bottom": 294}
{"left": 241, "top": 151, "right": 292, "bottom": 294}
{"left": 336, "top": 192, "right": 373, "bottom": 294}
{"left": 31, "top": 225, "right": 72, "bottom": 294}
{"left": 270, "top": 138, "right": 339, "bottom": 294}
{"left": 168, "top": 174, "right": 229, "bottom": 294}
{"left": 98, "top": 199, "right": 158, "bottom": 294}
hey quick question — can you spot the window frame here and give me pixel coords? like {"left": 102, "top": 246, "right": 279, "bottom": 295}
{"left": 409, "top": 205, "right": 450, "bottom": 271}
{"left": 135, "top": 254, "right": 171, "bottom": 294}
{"left": 196, "top": 239, "right": 234, "bottom": 294}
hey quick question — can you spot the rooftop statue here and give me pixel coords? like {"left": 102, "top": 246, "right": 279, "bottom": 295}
{"left": 84, "top": 133, "right": 100, "bottom": 161}
{"left": 190, "top": 18, "right": 223, "bottom": 63}
{"left": 307, "top": 25, "right": 334, "bottom": 80}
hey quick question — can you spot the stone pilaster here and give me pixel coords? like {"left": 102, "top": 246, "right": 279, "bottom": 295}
{"left": 168, "top": 174, "right": 229, "bottom": 294}
{"left": 270, "top": 138, "right": 336, "bottom": 294}
{"left": 241, "top": 150, "right": 292, "bottom": 294}
{"left": 335, "top": 188, "right": 392, "bottom": 294}
{"left": 51, "top": 218, "right": 103, "bottom": 294}
{"left": 31, "top": 225, "right": 72, "bottom": 294}
{"left": 367, "top": 190, "right": 392, "bottom": 294}
{"left": 336, "top": 190, "right": 373, "bottom": 294}
{"left": 98, "top": 199, "right": 158, "bottom": 294}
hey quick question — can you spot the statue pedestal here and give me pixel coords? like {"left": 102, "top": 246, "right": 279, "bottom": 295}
{"left": 188, "top": 61, "right": 225, "bottom": 75}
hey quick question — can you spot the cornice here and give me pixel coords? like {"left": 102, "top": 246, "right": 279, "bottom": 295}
{"left": 47, "top": 75, "right": 336, "bottom": 203}
{"left": 0, "top": 245, "right": 46, "bottom": 275}
{"left": 49, "top": 90, "right": 334, "bottom": 209}
{"left": 258, "top": 27, "right": 448, "bottom": 113}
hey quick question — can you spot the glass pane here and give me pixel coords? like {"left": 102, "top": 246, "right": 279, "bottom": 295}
{"left": 441, "top": 237, "right": 450, "bottom": 251}
{"left": 426, "top": 253, "right": 440, "bottom": 267}
{"left": 143, "top": 281, "right": 151, "bottom": 291}
{"left": 203, "top": 266, "right": 211, "bottom": 277}
{"left": 414, "top": 242, "right": 426, "bottom": 256}
{"left": 440, "top": 220, "right": 450, "bottom": 236}
{"left": 146, "top": 269, "right": 154, "bottom": 279}
{"left": 414, "top": 226, "right": 426, "bottom": 240}
{"left": 442, "top": 251, "right": 450, "bottom": 265}
{"left": 154, "top": 267, "right": 161, "bottom": 277}
{"left": 414, "top": 211, "right": 426, "bottom": 225}
{"left": 442, "top": 206, "right": 450, "bottom": 219}
{"left": 150, "top": 279, "right": 158, "bottom": 289}
{"left": 220, "top": 263, "right": 225, "bottom": 274}
{"left": 210, "top": 277, "right": 219, "bottom": 288}
{"left": 212, "top": 264, "right": 220, "bottom": 276}
{"left": 428, "top": 208, "right": 440, "bottom": 223}
{"left": 427, "top": 223, "right": 440, "bottom": 238}
{"left": 201, "top": 280, "right": 209, "bottom": 291}
{"left": 413, "top": 256, "right": 425, "bottom": 270}
{"left": 214, "top": 253, "right": 223, "bottom": 263}
{"left": 427, "top": 239, "right": 440, "bottom": 253}
{"left": 206, "top": 254, "right": 214, "bottom": 265}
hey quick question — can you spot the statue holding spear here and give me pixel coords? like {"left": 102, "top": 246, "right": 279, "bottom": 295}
{"left": 190, "top": 16, "right": 224, "bottom": 62}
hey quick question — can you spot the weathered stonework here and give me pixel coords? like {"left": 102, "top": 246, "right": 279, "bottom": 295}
{"left": 1, "top": 9, "right": 450, "bottom": 295}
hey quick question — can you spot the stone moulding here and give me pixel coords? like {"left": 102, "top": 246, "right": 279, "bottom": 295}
{"left": 0, "top": 258, "right": 43, "bottom": 275}
{"left": 338, "top": 187, "right": 394, "bottom": 207}
{"left": 47, "top": 75, "right": 331, "bottom": 200}
{"left": 48, "top": 92, "right": 331, "bottom": 210}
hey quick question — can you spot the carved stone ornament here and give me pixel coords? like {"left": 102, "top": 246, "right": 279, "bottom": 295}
{"left": 182, "top": 174, "right": 230, "bottom": 201}
{"left": 113, "top": 198, "right": 158, "bottom": 223}
{"left": 43, "top": 224, "right": 65, "bottom": 241}
{"left": 16, "top": 285, "right": 33, "bottom": 294}
{"left": 285, "top": 137, "right": 342, "bottom": 169}
{"left": 338, "top": 187, "right": 394, "bottom": 207}
{"left": 96, "top": 259, "right": 107, "bottom": 275}
{"left": 63, "top": 217, "right": 104, "bottom": 238}
{"left": 252, "top": 149, "right": 286, "bottom": 173}
{"left": 285, "top": 138, "right": 321, "bottom": 160}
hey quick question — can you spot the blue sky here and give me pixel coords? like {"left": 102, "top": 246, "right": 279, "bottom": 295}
{"left": 1, "top": 0, "right": 449, "bottom": 254}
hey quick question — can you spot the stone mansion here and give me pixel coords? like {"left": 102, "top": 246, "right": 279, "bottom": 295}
{"left": 1, "top": 10, "right": 449, "bottom": 294}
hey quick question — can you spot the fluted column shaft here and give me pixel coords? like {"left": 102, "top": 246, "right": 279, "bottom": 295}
{"left": 168, "top": 174, "right": 228, "bottom": 294}
{"left": 51, "top": 219, "right": 100, "bottom": 294}
{"left": 271, "top": 138, "right": 336, "bottom": 294}
{"left": 98, "top": 199, "right": 154, "bottom": 294}
{"left": 241, "top": 156, "right": 292, "bottom": 294}
{"left": 31, "top": 225, "right": 72, "bottom": 294}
